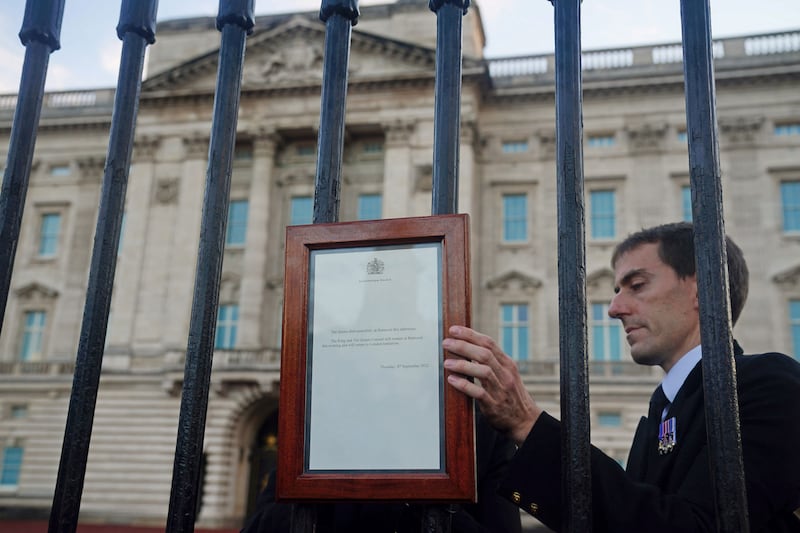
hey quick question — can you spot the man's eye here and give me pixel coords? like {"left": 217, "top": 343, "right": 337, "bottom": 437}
{"left": 631, "top": 283, "right": 644, "bottom": 291}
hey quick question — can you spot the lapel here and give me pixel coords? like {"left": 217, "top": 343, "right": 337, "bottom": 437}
{"left": 626, "top": 416, "right": 649, "bottom": 481}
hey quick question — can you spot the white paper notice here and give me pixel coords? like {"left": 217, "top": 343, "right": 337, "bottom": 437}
{"left": 306, "top": 243, "right": 442, "bottom": 471}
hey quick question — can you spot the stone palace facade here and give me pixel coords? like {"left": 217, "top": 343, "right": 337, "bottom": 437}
{"left": 0, "top": 0, "right": 799, "bottom": 529}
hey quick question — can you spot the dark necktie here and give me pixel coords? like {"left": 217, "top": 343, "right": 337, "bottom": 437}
{"left": 648, "top": 385, "right": 669, "bottom": 435}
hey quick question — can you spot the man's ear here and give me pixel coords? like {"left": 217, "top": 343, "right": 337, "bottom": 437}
{"left": 689, "top": 275, "right": 699, "bottom": 311}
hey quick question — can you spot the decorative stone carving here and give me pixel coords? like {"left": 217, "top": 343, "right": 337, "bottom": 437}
{"left": 719, "top": 116, "right": 764, "bottom": 145}
{"left": 76, "top": 156, "right": 105, "bottom": 182}
{"left": 219, "top": 273, "right": 242, "bottom": 302}
{"left": 485, "top": 270, "right": 543, "bottom": 292}
{"left": 15, "top": 282, "right": 59, "bottom": 303}
{"left": 773, "top": 264, "right": 800, "bottom": 289}
{"left": 626, "top": 123, "right": 667, "bottom": 153}
{"left": 152, "top": 178, "right": 180, "bottom": 205}
{"left": 183, "top": 134, "right": 209, "bottom": 159}
{"left": 244, "top": 38, "right": 324, "bottom": 86}
{"left": 587, "top": 267, "right": 615, "bottom": 292}
{"left": 275, "top": 171, "right": 314, "bottom": 188}
{"left": 250, "top": 126, "right": 283, "bottom": 158}
{"left": 383, "top": 119, "right": 416, "bottom": 146}
{"left": 460, "top": 121, "right": 478, "bottom": 147}
{"left": 414, "top": 164, "right": 433, "bottom": 192}
{"left": 133, "top": 135, "right": 161, "bottom": 162}
{"left": 538, "top": 130, "right": 556, "bottom": 159}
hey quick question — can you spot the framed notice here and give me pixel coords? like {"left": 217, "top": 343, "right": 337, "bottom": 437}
{"left": 277, "top": 214, "right": 475, "bottom": 502}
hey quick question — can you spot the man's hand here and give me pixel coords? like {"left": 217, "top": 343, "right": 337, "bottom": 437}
{"left": 443, "top": 325, "right": 542, "bottom": 446}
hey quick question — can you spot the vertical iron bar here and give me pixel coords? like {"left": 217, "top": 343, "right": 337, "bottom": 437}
{"left": 552, "top": 0, "right": 591, "bottom": 530}
{"left": 293, "top": 3, "right": 359, "bottom": 531}
{"left": 165, "top": 2, "right": 254, "bottom": 531}
{"left": 679, "top": 2, "right": 748, "bottom": 531}
{"left": 429, "top": 0, "right": 468, "bottom": 216}
{"left": 426, "top": 2, "right": 469, "bottom": 531}
{"left": 312, "top": 0, "right": 359, "bottom": 224}
{"left": 47, "top": 3, "right": 158, "bottom": 532}
{"left": 0, "top": 0, "right": 64, "bottom": 336}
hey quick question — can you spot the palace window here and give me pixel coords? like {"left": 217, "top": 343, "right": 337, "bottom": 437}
{"left": 0, "top": 446, "right": 23, "bottom": 487}
{"left": 38, "top": 213, "right": 61, "bottom": 257}
{"left": 587, "top": 134, "right": 616, "bottom": 148}
{"left": 591, "top": 302, "right": 623, "bottom": 362}
{"left": 590, "top": 190, "right": 616, "bottom": 239}
{"left": 501, "top": 140, "right": 528, "bottom": 154}
{"left": 49, "top": 164, "right": 71, "bottom": 176}
{"left": 597, "top": 411, "right": 623, "bottom": 427}
{"left": 502, "top": 194, "right": 527, "bottom": 242}
{"left": 682, "top": 185, "right": 693, "bottom": 222}
{"left": 215, "top": 304, "right": 238, "bottom": 350}
{"left": 290, "top": 196, "right": 313, "bottom": 226}
{"left": 226, "top": 200, "right": 249, "bottom": 246}
{"left": 357, "top": 194, "right": 382, "bottom": 221}
{"left": 500, "top": 304, "right": 529, "bottom": 361}
{"left": 774, "top": 123, "right": 800, "bottom": 136}
{"left": 19, "top": 310, "right": 46, "bottom": 361}
{"left": 781, "top": 181, "right": 800, "bottom": 233}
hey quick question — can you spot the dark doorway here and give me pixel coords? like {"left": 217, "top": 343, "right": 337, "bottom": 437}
{"left": 246, "top": 408, "right": 279, "bottom": 517}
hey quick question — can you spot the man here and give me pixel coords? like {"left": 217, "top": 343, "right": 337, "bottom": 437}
{"left": 443, "top": 222, "right": 800, "bottom": 531}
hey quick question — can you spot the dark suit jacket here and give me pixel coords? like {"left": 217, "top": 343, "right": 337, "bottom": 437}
{"left": 498, "top": 350, "right": 800, "bottom": 532}
{"left": 241, "top": 411, "right": 522, "bottom": 533}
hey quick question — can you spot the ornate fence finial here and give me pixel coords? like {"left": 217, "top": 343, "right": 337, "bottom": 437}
{"left": 320, "top": 0, "right": 360, "bottom": 25}
{"left": 19, "top": 0, "right": 65, "bottom": 50}
{"left": 216, "top": 0, "right": 256, "bottom": 34}
{"left": 429, "top": 0, "right": 470, "bottom": 15}
{"left": 117, "top": 0, "right": 158, "bottom": 44}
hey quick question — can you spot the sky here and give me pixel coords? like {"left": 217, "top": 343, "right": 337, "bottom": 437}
{"left": 0, "top": 0, "right": 797, "bottom": 93}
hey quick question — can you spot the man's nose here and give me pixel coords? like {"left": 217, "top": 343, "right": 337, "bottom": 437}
{"left": 607, "top": 293, "right": 626, "bottom": 319}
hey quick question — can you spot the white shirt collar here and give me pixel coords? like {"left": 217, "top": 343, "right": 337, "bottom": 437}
{"left": 660, "top": 345, "right": 702, "bottom": 403}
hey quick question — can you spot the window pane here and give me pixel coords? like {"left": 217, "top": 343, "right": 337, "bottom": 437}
{"left": 357, "top": 194, "right": 382, "bottom": 220}
{"left": 592, "top": 325, "right": 605, "bottom": 361}
{"left": 591, "top": 302, "right": 623, "bottom": 362}
{"left": 0, "top": 446, "right": 23, "bottom": 486}
{"left": 500, "top": 304, "right": 529, "bottom": 360}
{"left": 226, "top": 200, "right": 249, "bottom": 245}
{"left": 290, "top": 197, "right": 313, "bottom": 226}
{"left": 517, "top": 327, "right": 529, "bottom": 361}
{"left": 682, "top": 186, "right": 693, "bottom": 222}
{"left": 590, "top": 190, "right": 616, "bottom": 239}
{"left": 781, "top": 182, "right": 800, "bottom": 232}
{"left": 20, "top": 311, "right": 46, "bottom": 361}
{"left": 215, "top": 304, "right": 239, "bottom": 350}
{"left": 502, "top": 141, "right": 528, "bottom": 153}
{"left": 502, "top": 194, "right": 527, "bottom": 241}
{"left": 598, "top": 412, "right": 622, "bottom": 427}
{"left": 38, "top": 213, "right": 61, "bottom": 256}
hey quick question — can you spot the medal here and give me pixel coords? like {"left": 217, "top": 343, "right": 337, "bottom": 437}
{"left": 658, "top": 417, "right": 677, "bottom": 455}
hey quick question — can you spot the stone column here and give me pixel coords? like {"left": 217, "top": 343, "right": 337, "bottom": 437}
{"left": 162, "top": 133, "right": 209, "bottom": 350}
{"left": 381, "top": 120, "right": 415, "bottom": 218}
{"left": 238, "top": 128, "right": 280, "bottom": 348}
{"left": 118, "top": 135, "right": 160, "bottom": 350}
{"left": 457, "top": 120, "right": 478, "bottom": 217}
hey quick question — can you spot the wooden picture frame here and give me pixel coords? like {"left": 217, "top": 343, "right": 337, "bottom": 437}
{"left": 277, "top": 214, "right": 475, "bottom": 502}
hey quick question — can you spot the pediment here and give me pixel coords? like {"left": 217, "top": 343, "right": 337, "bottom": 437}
{"left": 587, "top": 267, "right": 615, "bottom": 290}
{"left": 143, "top": 17, "right": 473, "bottom": 94}
{"left": 773, "top": 263, "right": 800, "bottom": 288}
{"left": 15, "top": 282, "right": 59, "bottom": 301}
{"left": 485, "top": 270, "right": 542, "bottom": 292}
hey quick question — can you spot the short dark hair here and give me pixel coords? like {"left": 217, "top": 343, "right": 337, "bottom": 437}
{"left": 611, "top": 222, "right": 749, "bottom": 325}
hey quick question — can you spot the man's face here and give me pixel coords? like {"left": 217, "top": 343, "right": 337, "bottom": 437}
{"left": 608, "top": 243, "right": 701, "bottom": 373}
